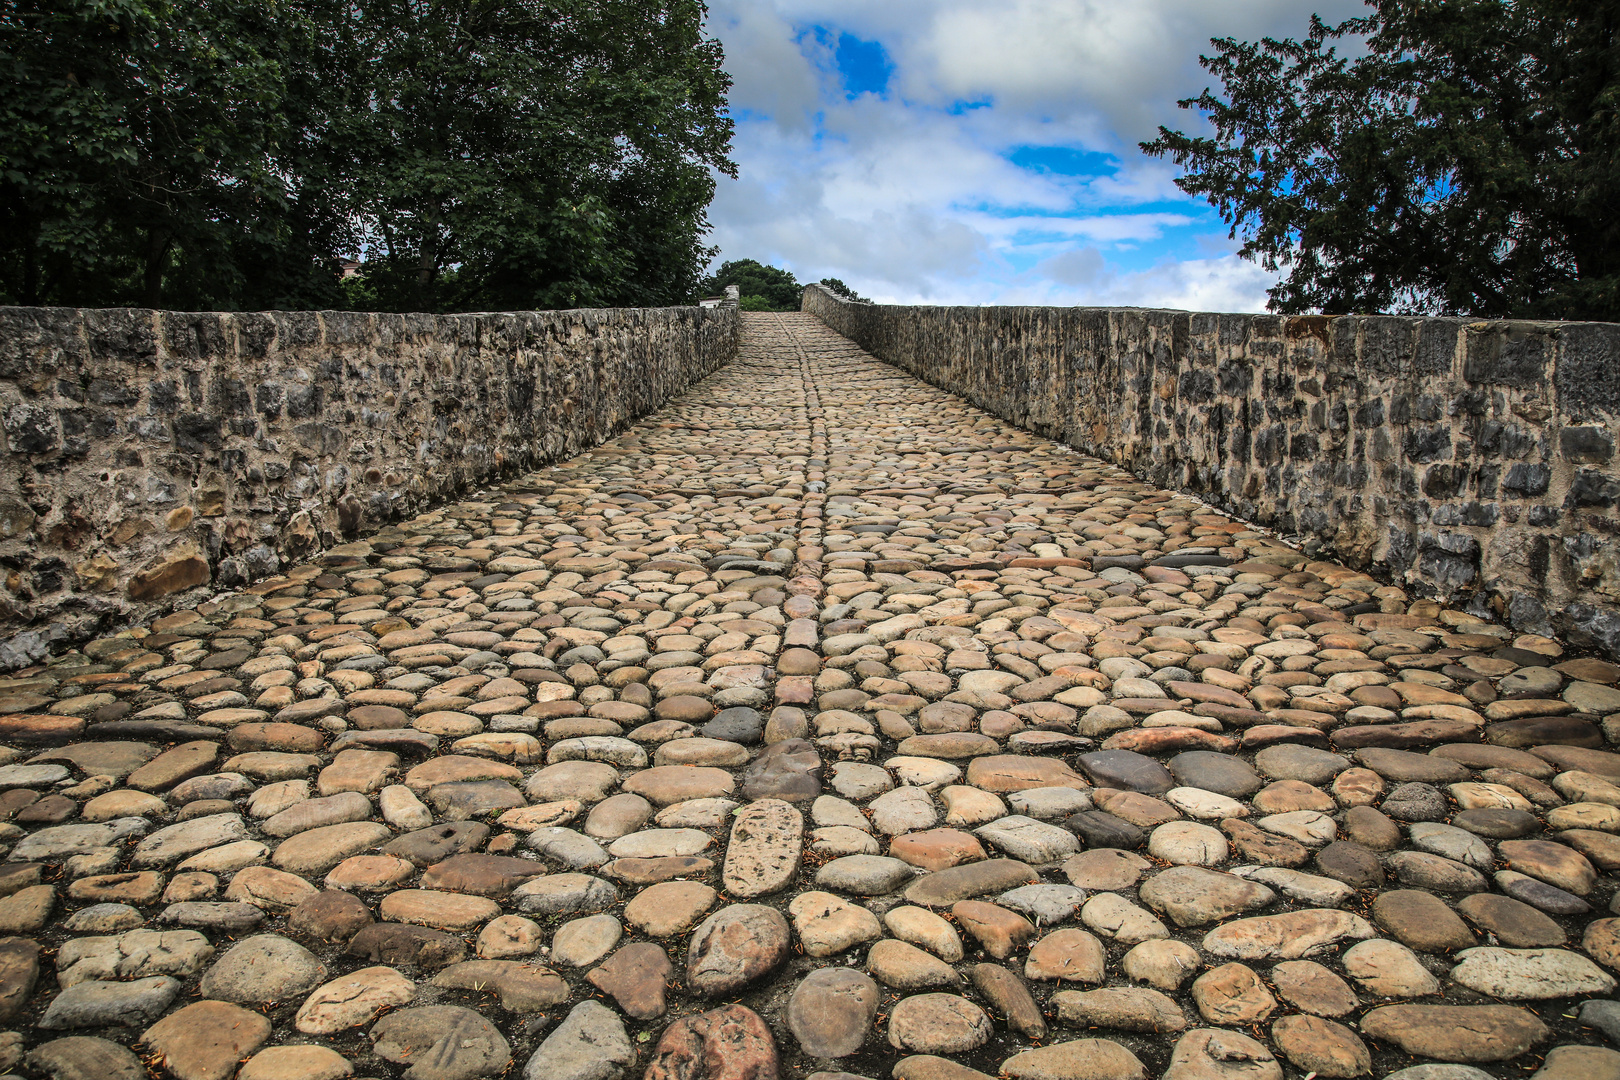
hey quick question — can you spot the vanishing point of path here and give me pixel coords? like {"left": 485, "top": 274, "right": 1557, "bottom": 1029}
{"left": 0, "top": 312, "right": 1617, "bottom": 1080}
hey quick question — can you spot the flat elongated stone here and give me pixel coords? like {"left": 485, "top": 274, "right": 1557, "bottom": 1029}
{"left": 432, "top": 960, "right": 567, "bottom": 1012}
{"left": 1342, "top": 938, "right": 1440, "bottom": 997}
{"left": 26, "top": 1036, "right": 147, "bottom": 1080}
{"left": 1063, "top": 849, "right": 1150, "bottom": 891}
{"left": 965, "top": 755, "right": 1088, "bottom": 792}
{"left": 624, "top": 881, "right": 716, "bottom": 937}
{"left": 345, "top": 919, "right": 463, "bottom": 971}
{"left": 290, "top": 890, "right": 372, "bottom": 943}
{"left": 46, "top": 965, "right": 175, "bottom": 1027}
{"left": 891, "top": 1056, "right": 995, "bottom": 1080}
{"left": 975, "top": 816, "right": 1079, "bottom": 865}
{"left": 133, "top": 814, "right": 249, "bottom": 868}
{"left": 1448, "top": 946, "right": 1617, "bottom": 999}
{"left": 420, "top": 854, "right": 546, "bottom": 897}
{"left": 511, "top": 873, "right": 617, "bottom": 916}
{"left": 971, "top": 963, "right": 1046, "bottom": 1039}
{"left": 1202, "top": 910, "right": 1376, "bottom": 960}
{"left": 1051, "top": 986, "right": 1183, "bottom": 1034}
{"left": 1077, "top": 751, "right": 1173, "bottom": 793}
{"left": 1360, "top": 1004, "right": 1549, "bottom": 1063}
{"left": 1499, "top": 839, "right": 1598, "bottom": 894}
{"left": 1167, "top": 752, "right": 1262, "bottom": 797}
{"left": 379, "top": 889, "right": 501, "bottom": 930}
{"left": 1457, "top": 894, "right": 1564, "bottom": 946}
{"left": 723, "top": 799, "right": 803, "bottom": 898}
{"left": 273, "top": 822, "right": 392, "bottom": 875}
{"left": 624, "top": 766, "right": 735, "bottom": 806}
{"left": 903, "top": 859, "right": 1036, "bottom": 906}
{"left": 238, "top": 1046, "right": 354, "bottom": 1080}
{"left": 868, "top": 939, "right": 962, "bottom": 989}
{"left": 1139, "top": 866, "right": 1275, "bottom": 927}
{"left": 295, "top": 965, "right": 416, "bottom": 1034}
{"left": 999, "top": 1039, "right": 1146, "bottom": 1080}
{"left": 57, "top": 930, "right": 213, "bottom": 988}
{"left": 1373, "top": 890, "right": 1475, "bottom": 953}
{"left": 817, "top": 854, "right": 913, "bottom": 895}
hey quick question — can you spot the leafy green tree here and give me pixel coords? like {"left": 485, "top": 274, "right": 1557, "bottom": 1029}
{"left": 0, "top": 0, "right": 732, "bottom": 312}
{"left": 330, "top": 0, "right": 734, "bottom": 313}
{"left": 1142, "top": 0, "right": 1620, "bottom": 320}
{"left": 818, "top": 277, "right": 870, "bottom": 303}
{"left": 0, "top": 0, "right": 339, "bottom": 308}
{"left": 699, "top": 259, "right": 801, "bottom": 309}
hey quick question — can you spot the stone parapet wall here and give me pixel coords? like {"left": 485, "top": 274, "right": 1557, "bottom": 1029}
{"left": 803, "top": 283, "right": 1620, "bottom": 657}
{"left": 0, "top": 304, "right": 737, "bottom": 663}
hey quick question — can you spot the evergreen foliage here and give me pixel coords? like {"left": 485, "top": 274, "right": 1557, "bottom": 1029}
{"left": 1143, "top": 0, "right": 1620, "bottom": 320}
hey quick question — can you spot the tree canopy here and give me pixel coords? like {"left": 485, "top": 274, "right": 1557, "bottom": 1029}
{"left": 1142, "top": 0, "right": 1620, "bottom": 321}
{"left": 817, "top": 277, "right": 871, "bottom": 303}
{"left": 698, "top": 258, "right": 802, "bottom": 310}
{"left": 0, "top": 0, "right": 734, "bottom": 311}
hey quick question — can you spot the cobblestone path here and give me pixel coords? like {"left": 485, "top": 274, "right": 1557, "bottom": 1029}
{"left": 1, "top": 312, "right": 1618, "bottom": 1080}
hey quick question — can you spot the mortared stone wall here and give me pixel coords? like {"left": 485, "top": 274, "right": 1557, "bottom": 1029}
{"left": 803, "top": 284, "right": 1620, "bottom": 658}
{"left": 0, "top": 303, "right": 738, "bottom": 665}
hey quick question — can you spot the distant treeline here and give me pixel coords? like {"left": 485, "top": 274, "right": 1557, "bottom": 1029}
{"left": 0, "top": 0, "right": 735, "bottom": 312}
{"left": 699, "top": 259, "right": 870, "bottom": 310}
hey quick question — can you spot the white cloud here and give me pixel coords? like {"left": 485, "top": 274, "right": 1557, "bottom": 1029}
{"left": 1039, "top": 248, "right": 1107, "bottom": 287}
{"left": 963, "top": 212, "right": 1197, "bottom": 245}
{"left": 904, "top": 0, "right": 1367, "bottom": 142}
{"left": 706, "top": 4, "right": 822, "bottom": 129}
{"left": 702, "top": 0, "right": 1367, "bottom": 310}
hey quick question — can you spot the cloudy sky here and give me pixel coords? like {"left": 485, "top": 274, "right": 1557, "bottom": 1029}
{"left": 701, "top": 0, "right": 1366, "bottom": 311}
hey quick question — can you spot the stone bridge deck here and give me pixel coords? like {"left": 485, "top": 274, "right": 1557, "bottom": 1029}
{"left": 0, "top": 313, "right": 1616, "bottom": 1080}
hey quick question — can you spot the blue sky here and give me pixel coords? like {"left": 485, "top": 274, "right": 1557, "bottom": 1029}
{"left": 702, "top": 0, "right": 1367, "bottom": 310}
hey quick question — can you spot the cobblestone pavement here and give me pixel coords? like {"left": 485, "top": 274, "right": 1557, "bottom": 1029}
{"left": 0, "top": 312, "right": 1618, "bottom": 1080}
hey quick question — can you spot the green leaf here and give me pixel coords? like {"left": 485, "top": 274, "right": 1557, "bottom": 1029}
{"left": 1140, "top": 0, "right": 1620, "bottom": 320}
